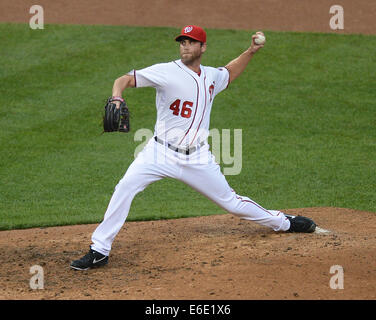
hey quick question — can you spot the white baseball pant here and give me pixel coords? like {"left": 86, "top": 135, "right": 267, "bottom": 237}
{"left": 91, "top": 138, "right": 290, "bottom": 256}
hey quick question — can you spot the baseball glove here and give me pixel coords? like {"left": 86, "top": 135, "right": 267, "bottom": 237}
{"left": 103, "top": 97, "right": 130, "bottom": 133}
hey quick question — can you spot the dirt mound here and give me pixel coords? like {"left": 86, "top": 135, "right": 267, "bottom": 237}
{"left": 1, "top": 207, "right": 375, "bottom": 300}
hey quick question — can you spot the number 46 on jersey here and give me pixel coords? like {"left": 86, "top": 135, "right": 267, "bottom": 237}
{"left": 170, "top": 99, "right": 193, "bottom": 118}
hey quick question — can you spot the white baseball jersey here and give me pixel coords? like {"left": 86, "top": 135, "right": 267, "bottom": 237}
{"left": 128, "top": 59, "right": 230, "bottom": 148}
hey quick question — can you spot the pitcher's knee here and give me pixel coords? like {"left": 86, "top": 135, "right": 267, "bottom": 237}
{"left": 220, "top": 199, "right": 244, "bottom": 215}
{"left": 115, "top": 174, "right": 146, "bottom": 194}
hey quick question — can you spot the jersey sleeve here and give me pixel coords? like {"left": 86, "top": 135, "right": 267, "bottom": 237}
{"left": 128, "top": 63, "right": 168, "bottom": 89}
{"left": 214, "top": 67, "right": 230, "bottom": 95}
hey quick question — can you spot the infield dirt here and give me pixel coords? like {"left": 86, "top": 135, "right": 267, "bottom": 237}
{"left": 1, "top": 0, "right": 375, "bottom": 300}
{"left": 1, "top": 208, "right": 375, "bottom": 300}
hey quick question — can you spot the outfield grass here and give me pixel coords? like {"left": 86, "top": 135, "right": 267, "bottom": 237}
{"left": 0, "top": 24, "right": 375, "bottom": 230}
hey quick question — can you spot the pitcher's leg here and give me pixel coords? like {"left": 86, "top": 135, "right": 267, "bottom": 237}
{"left": 91, "top": 161, "right": 163, "bottom": 256}
{"left": 180, "top": 161, "right": 290, "bottom": 232}
{"left": 227, "top": 193, "right": 290, "bottom": 231}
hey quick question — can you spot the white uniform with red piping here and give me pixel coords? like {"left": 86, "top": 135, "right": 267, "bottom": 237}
{"left": 91, "top": 59, "right": 290, "bottom": 256}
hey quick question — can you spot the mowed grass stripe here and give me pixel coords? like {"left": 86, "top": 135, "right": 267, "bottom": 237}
{"left": 0, "top": 23, "right": 375, "bottom": 230}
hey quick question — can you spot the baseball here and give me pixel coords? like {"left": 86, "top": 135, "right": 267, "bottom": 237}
{"left": 254, "top": 34, "right": 266, "bottom": 45}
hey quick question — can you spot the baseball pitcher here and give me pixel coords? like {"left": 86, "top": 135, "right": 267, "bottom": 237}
{"left": 71, "top": 25, "right": 316, "bottom": 270}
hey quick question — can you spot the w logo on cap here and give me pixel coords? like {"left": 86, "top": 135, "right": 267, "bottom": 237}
{"left": 175, "top": 25, "right": 207, "bottom": 43}
{"left": 184, "top": 26, "right": 193, "bottom": 33}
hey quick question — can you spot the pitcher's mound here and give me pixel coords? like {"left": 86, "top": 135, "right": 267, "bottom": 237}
{"left": 0, "top": 207, "right": 375, "bottom": 300}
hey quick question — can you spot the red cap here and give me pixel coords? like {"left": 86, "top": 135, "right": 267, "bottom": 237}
{"left": 175, "top": 25, "right": 207, "bottom": 43}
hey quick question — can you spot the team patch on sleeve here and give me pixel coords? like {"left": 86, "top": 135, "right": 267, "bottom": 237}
{"left": 215, "top": 66, "right": 230, "bottom": 94}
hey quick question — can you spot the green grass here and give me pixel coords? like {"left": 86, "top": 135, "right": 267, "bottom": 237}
{"left": 0, "top": 23, "right": 375, "bottom": 230}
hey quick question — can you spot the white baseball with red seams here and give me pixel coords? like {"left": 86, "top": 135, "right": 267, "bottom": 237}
{"left": 254, "top": 34, "right": 266, "bottom": 45}
{"left": 90, "top": 32, "right": 290, "bottom": 257}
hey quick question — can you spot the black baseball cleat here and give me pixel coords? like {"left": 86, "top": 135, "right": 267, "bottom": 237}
{"left": 70, "top": 248, "right": 108, "bottom": 270}
{"left": 285, "top": 214, "right": 316, "bottom": 233}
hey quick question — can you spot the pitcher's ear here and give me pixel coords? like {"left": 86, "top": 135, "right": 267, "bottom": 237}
{"left": 201, "top": 42, "right": 207, "bottom": 53}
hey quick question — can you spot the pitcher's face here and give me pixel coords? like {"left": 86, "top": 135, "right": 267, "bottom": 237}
{"left": 179, "top": 38, "right": 206, "bottom": 65}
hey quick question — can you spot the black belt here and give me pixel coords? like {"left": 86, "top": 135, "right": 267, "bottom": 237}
{"left": 154, "top": 136, "right": 205, "bottom": 155}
